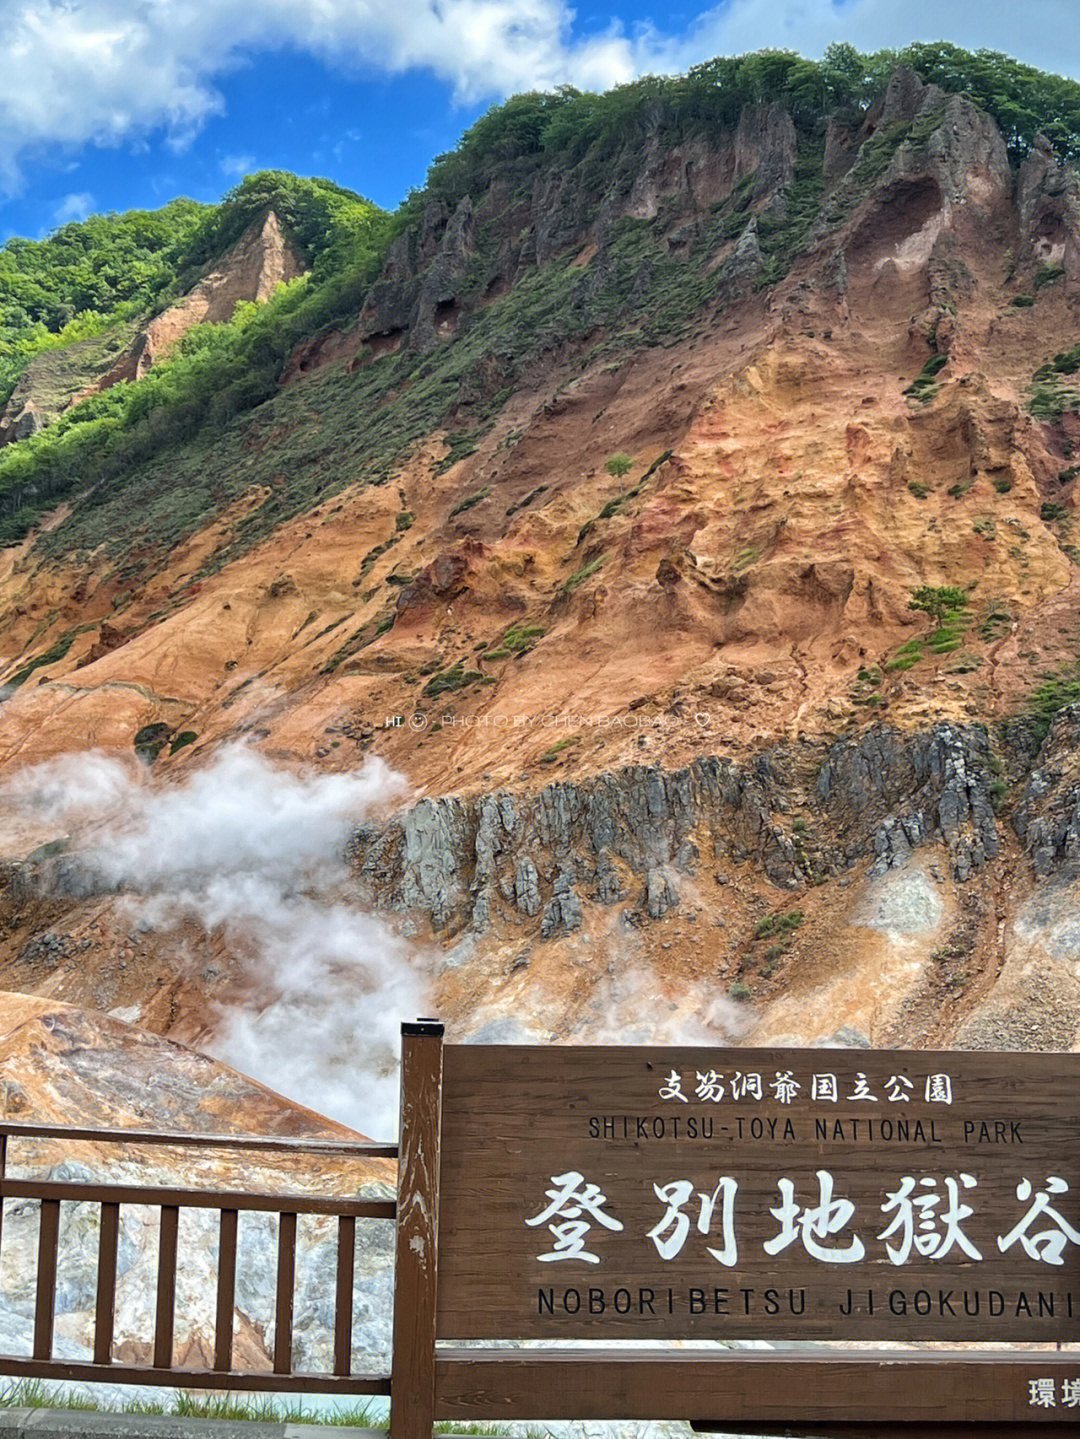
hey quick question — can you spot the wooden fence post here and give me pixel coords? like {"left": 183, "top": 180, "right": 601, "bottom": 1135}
{"left": 390, "top": 1020, "right": 444, "bottom": 1439}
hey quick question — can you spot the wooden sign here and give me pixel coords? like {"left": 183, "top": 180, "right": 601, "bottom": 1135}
{"left": 437, "top": 1046, "right": 1080, "bottom": 1344}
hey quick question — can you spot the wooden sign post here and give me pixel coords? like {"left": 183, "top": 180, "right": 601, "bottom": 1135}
{"left": 389, "top": 1034, "right": 1080, "bottom": 1436}
{"left": 391, "top": 1021, "right": 443, "bottom": 1439}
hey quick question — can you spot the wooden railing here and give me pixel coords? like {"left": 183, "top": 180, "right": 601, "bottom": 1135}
{"left": 0, "top": 1120, "right": 398, "bottom": 1395}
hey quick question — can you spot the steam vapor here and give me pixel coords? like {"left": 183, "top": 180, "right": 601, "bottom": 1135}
{"left": 3, "top": 746, "right": 427, "bottom": 1137}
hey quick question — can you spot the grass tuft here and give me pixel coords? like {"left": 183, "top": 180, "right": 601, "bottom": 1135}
{"left": 448, "top": 486, "right": 491, "bottom": 518}
{"left": 752, "top": 910, "right": 804, "bottom": 941}
{"left": 561, "top": 554, "right": 606, "bottom": 594}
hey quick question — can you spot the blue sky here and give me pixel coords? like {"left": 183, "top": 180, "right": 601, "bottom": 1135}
{"left": 3, "top": 0, "right": 1080, "bottom": 241}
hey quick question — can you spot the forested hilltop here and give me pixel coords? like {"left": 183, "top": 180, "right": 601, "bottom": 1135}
{"left": 0, "top": 173, "right": 388, "bottom": 527}
{"left": 418, "top": 40, "right": 1080, "bottom": 208}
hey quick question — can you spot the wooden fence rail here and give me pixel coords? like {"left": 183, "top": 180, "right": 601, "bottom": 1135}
{"left": 0, "top": 1118, "right": 397, "bottom": 1396}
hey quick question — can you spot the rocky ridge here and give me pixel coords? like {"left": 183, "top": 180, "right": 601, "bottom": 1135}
{"left": 0, "top": 213, "right": 303, "bottom": 448}
{"left": 351, "top": 718, "right": 1018, "bottom": 934}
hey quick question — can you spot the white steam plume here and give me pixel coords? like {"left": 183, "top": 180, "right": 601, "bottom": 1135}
{"left": 3, "top": 746, "right": 427, "bottom": 1137}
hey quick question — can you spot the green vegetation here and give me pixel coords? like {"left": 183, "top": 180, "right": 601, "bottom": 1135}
{"left": 1, "top": 627, "right": 80, "bottom": 691}
{"left": 1029, "top": 341, "right": 1080, "bottom": 421}
{"left": 562, "top": 555, "right": 606, "bottom": 593}
{"left": 422, "top": 661, "right": 489, "bottom": 697}
{"left": 926, "top": 629, "right": 965, "bottom": 656}
{"left": 358, "top": 536, "right": 400, "bottom": 579}
{"left": 908, "top": 584, "right": 969, "bottom": 626}
{"left": 904, "top": 352, "right": 948, "bottom": 404}
{"left": 1029, "top": 663, "right": 1080, "bottom": 736}
{"left": 1035, "top": 264, "right": 1066, "bottom": 289}
{"left": 752, "top": 910, "right": 804, "bottom": 940}
{"left": 9, "top": 244, "right": 656, "bottom": 565}
{"left": 416, "top": 43, "right": 1080, "bottom": 220}
{"left": 851, "top": 664, "right": 884, "bottom": 704}
{"left": 540, "top": 736, "right": 579, "bottom": 762}
{"left": 886, "top": 638, "right": 925, "bottom": 672}
{"left": 0, "top": 172, "right": 383, "bottom": 416}
{"left": 4, "top": 44, "right": 1080, "bottom": 564}
{"left": 888, "top": 586, "right": 973, "bottom": 668}
{"left": 0, "top": 200, "right": 207, "bottom": 405}
{"left": 448, "top": 486, "right": 492, "bottom": 518}
{"left": 579, "top": 451, "right": 673, "bottom": 542}
{"left": 1041, "top": 501, "right": 1069, "bottom": 522}
{"left": 853, "top": 120, "right": 915, "bottom": 183}
{"left": 756, "top": 139, "right": 827, "bottom": 287}
{"left": 0, "top": 173, "right": 390, "bottom": 543}
{"left": 482, "top": 622, "right": 546, "bottom": 660}
{"left": 728, "top": 981, "right": 753, "bottom": 1001}
{"left": 436, "top": 429, "right": 484, "bottom": 474}
{"left": 605, "top": 451, "right": 634, "bottom": 477}
{"left": 179, "top": 171, "right": 380, "bottom": 278}
{"left": 506, "top": 483, "right": 547, "bottom": 516}
{"left": 754, "top": 905, "right": 805, "bottom": 971}
{"left": 1029, "top": 375, "right": 1080, "bottom": 422}
{"left": 979, "top": 598, "right": 1013, "bottom": 640}
{"left": 732, "top": 544, "right": 763, "bottom": 573}
{"left": 1038, "top": 341, "right": 1080, "bottom": 376}
{"left": 133, "top": 722, "right": 172, "bottom": 763}
{"left": 0, "top": 1379, "right": 385, "bottom": 1429}
{"left": 169, "top": 730, "right": 198, "bottom": 754}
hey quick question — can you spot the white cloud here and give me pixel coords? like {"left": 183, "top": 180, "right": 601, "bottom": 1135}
{"left": 52, "top": 190, "right": 95, "bottom": 223}
{"left": 1, "top": 0, "right": 1080, "bottom": 194}
{"left": 668, "top": 0, "right": 1080, "bottom": 79}
{"left": 219, "top": 152, "right": 255, "bottom": 177}
{"left": 0, "top": 0, "right": 639, "bottom": 195}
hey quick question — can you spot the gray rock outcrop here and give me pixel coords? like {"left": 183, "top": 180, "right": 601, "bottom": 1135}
{"left": 351, "top": 721, "right": 1021, "bottom": 935}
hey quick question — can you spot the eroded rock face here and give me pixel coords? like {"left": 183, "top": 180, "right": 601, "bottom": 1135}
{"left": 1014, "top": 709, "right": 1080, "bottom": 876}
{"left": 355, "top": 99, "right": 808, "bottom": 354}
{"left": 1018, "top": 134, "right": 1080, "bottom": 268}
{"left": 0, "top": 331, "right": 135, "bottom": 448}
{"left": 8, "top": 66, "right": 1080, "bottom": 1137}
{"left": 733, "top": 103, "right": 798, "bottom": 199}
{"left": 349, "top": 65, "right": 1016, "bottom": 370}
{"left": 98, "top": 212, "right": 305, "bottom": 389}
{"left": 351, "top": 721, "right": 1017, "bottom": 934}
{"left": 345, "top": 711, "right": 1080, "bottom": 955}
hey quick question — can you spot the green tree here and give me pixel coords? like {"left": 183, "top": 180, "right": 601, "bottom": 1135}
{"left": 909, "top": 585, "right": 969, "bottom": 625}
